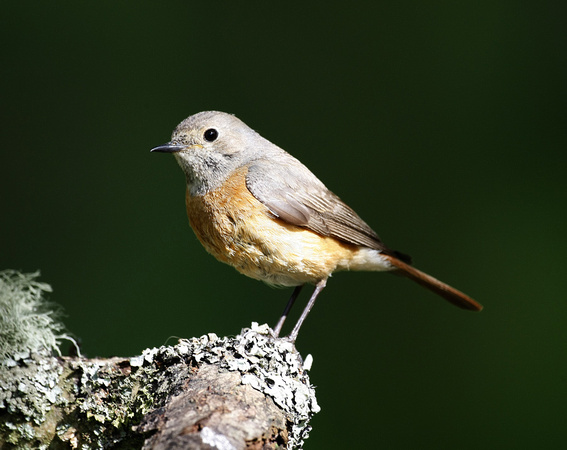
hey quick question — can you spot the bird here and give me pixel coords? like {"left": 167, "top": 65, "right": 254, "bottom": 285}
{"left": 151, "top": 111, "right": 482, "bottom": 342}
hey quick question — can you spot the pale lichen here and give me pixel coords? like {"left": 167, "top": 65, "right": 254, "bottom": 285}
{"left": 1, "top": 323, "right": 320, "bottom": 449}
{"left": 0, "top": 349, "right": 66, "bottom": 448}
{"left": 0, "top": 271, "right": 319, "bottom": 448}
{"left": 186, "top": 323, "right": 321, "bottom": 448}
{"left": 0, "top": 270, "right": 77, "bottom": 359}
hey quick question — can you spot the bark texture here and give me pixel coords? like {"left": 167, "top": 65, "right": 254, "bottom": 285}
{"left": 0, "top": 324, "right": 319, "bottom": 449}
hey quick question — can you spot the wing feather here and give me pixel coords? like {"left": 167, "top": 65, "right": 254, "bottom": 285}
{"left": 245, "top": 159, "right": 398, "bottom": 255}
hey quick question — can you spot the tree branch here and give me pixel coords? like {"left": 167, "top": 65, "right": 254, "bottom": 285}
{"left": 0, "top": 272, "right": 319, "bottom": 449}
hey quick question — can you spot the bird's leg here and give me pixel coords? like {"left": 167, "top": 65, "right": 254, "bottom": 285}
{"left": 288, "top": 278, "right": 327, "bottom": 343}
{"left": 273, "top": 285, "right": 303, "bottom": 337}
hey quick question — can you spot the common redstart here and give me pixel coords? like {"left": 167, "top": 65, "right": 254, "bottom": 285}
{"left": 152, "top": 111, "right": 482, "bottom": 341}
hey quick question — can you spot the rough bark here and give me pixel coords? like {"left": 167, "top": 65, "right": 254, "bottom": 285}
{"left": 0, "top": 323, "right": 319, "bottom": 449}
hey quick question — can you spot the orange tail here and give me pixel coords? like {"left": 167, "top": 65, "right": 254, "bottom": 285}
{"left": 384, "top": 255, "right": 483, "bottom": 312}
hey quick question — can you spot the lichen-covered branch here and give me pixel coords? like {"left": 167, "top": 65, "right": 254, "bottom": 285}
{"left": 0, "top": 271, "right": 320, "bottom": 449}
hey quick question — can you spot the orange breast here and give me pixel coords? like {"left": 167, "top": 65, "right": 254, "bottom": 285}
{"left": 185, "top": 166, "right": 358, "bottom": 286}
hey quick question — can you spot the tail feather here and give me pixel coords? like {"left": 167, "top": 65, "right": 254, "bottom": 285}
{"left": 384, "top": 255, "right": 483, "bottom": 312}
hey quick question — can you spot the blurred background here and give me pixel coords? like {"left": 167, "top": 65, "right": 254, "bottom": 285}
{"left": 2, "top": 1, "right": 566, "bottom": 448}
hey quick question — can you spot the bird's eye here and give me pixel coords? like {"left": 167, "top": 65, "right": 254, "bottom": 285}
{"left": 204, "top": 128, "right": 218, "bottom": 142}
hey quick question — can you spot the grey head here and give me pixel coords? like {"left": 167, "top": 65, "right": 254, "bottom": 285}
{"left": 151, "top": 111, "right": 286, "bottom": 196}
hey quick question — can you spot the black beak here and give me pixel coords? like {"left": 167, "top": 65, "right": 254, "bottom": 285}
{"left": 150, "top": 143, "right": 186, "bottom": 153}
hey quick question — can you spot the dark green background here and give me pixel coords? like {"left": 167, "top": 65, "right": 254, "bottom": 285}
{"left": 2, "top": 2, "right": 566, "bottom": 448}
